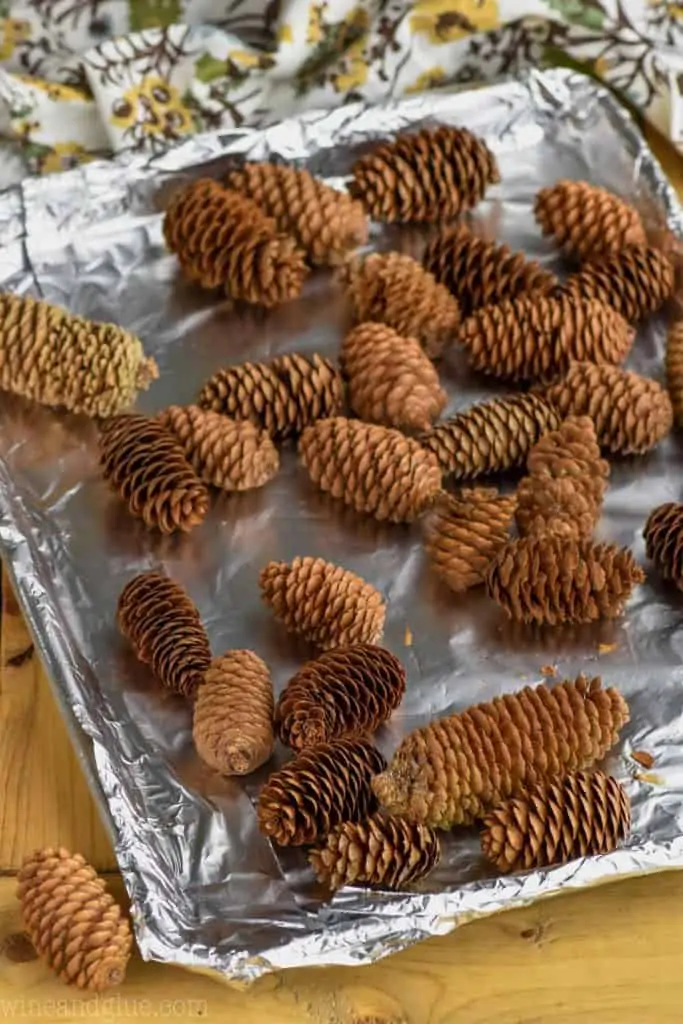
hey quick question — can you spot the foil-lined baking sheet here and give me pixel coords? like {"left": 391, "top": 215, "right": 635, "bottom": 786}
{"left": 1, "top": 68, "right": 683, "bottom": 984}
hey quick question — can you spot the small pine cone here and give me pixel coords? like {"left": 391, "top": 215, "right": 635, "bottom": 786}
{"left": 481, "top": 771, "right": 630, "bottom": 873}
{"left": 349, "top": 125, "right": 499, "bottom": 223}
{"left": 99, "top": 414, "right": 209, "bottom": 534}
{"left": 193, "top": 651, "right": 274, "bottom": 775}
{"left": 260, "top": 555, "right": 385, "bottom": 649}
{"left": 562, "top": 246, "right": 674, "bottom": 324}
{"left": 515, "top": 476, "right": 599, "bottom": 541}
{"left": 276, "top": 644, "right": 406, "bottom": 750}
{"left": 157, "top": 404, "right": 279, "bottom": 492}
{"left": 665, "top": 320, "right": 683, "bottom": 427}
{"left": 340, "top": 322, "right": 447, "bottom": 431}
{"left": 117, "top": 571, "right": 211, "bottom": 698}
{"left": 310, "top": 813, "right": 441, "bottom": 890}
{"left": 224, "top": 161, "right": 368, "bottom": 266}
{"left": 372, "top": 674, "right": 629, "bottom": 827}
{"left": 17, "top": 848, "right": 132, "bottom": 991}
{"left": 534, "top": 180, "right": 646, "bottom": 260}
{"left": 299, "top": 417, "right": 442, "bottom": 523}
{"left": 644, "top": 501, "right": 683, "bottom": 589}
{"left": 420, "top": 393, "right": 561, "bottom": 480}
{"left": 257, "top": 737, "right": 386, "bottom": 845}
{"left": 163, "top": 178, "right": 307, "bottom": 307}
{"left": 486, "top": 536, "right": 644, "bottom": 626}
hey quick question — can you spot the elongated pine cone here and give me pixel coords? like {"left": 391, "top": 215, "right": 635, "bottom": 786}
{"left": 562, "top": 246, "right": 674, "bottom": 324}
{"left": 225, "top": 161, "right": 367, "bottom": 266}
{"left": 299, "top": 416, "right": 442, "bottom": 523}
{"left": 534, "top": 180, "right": 646, "bottom": 259}
{"left": 260, "top": 555, "right": 385, "bottom": 649}
{"left": 0, "top": 292, "right": 158, "bottom": 417}
{"left": 486, "top": 536, "right": 644, "bottom": 625}
{"left": 349, "top": 125, "right": 499, "bottom": 223}
{"left": 17, "top": 848, "right": 132, "bottom": 990}
{"left": 163, "top": 178, "right": 307, "bottom": 307}
{"left": 198, "top": 352, "right": 343, "bottom": 441}
{"left": 193, "top": 650, "right": 274, "bottom": 775}
{"left": 117, "top": 571, "right": 211, "bottom": 697}
{"left": 644, "top": 501, "right": 683, "bottom": 589}
{"left": 541, "top": 362, "right": 673, "bottom": 455}
{"left": 665, "top": 320, "right": 683, "bottom": 426}
{"left": 340, "top": 322, "right": 447, "bottom": 431}
{"left": 372, "top": 674, "right": 629, "bottom": 827}
{"left": 257, "top": 737, "right": 386, "bottom": 845}
{"left": 310, "top": 814, "right": 440, "bottom": 890}
{"left": 99, "top": 414, "right": 209, "bottom": 533}
{"left": 340, "top": 251, "right": 461, "bottom": 358}
{"left": 157, "top": 404, "right": 279, "bottom": 492}
{"left": 481, "top": 770, "right": 630, "bottom": 873}
{"left": 277, "top": 644, "right": 406, "bottom": 750}
{"left": 420, "top": 393, "right": 561, "bottom": 480}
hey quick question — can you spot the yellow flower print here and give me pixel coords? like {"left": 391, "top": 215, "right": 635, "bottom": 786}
{"left": 409, "top": 0, "right": 499, "bottom": 44}
{"left": 330, "top": 6, "right": 370, "bottom": 93}
{"left": 39, "top": 142, "right": 94, "bottom": 175}
{"left": 16, "top": 75, "right": 90, "bottom": 103}
{"left": 405, "top": 66, "right": 446, "bottom": 95}
{"left": 0, "top": 18, "right": 29, "bottom": 60}
{"left": 228, "top": 49, "right": 263, "bottom": 70}
{"left": 306, "top": 2, "right": 326, "bottom": 44}
{"left": 277, "top": 23, "right": 294, "bottom": 43}
{"left": 110, "top": 76, "right": 193, "bottom": 145}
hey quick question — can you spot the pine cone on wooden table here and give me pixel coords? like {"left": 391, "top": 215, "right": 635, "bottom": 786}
{"left": 534, "top": 180, "right": 646, "bottom": 259}
{"left": 665, "top": 320, "right": 683, "bottom": 427}
{"left": 561, "top": 246, "right": 674, "bottom": 323}
{"left": 644, "top": 502, "right": 683, "bottom": 589}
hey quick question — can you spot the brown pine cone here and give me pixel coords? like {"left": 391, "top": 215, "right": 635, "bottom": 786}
{"left": 277, "top": 644, "right": 406, "bottom": 750}
{"left": 486, "top": 536, "right": 644, "bottom": 626}
{"left": 562, "top": 246, "right": 674, "bottom": 324}
{"left": 666, "top": 320, "right": 683, "bottom": 427}
{"left": 340, "top": 322, "right": 447, "bottom": 431}
{"left": 541, "top": 362, "right": 673, "bottom": 455}
{"left": 99, "top": 414, "right": 209, "bottom": 534}
{"left": 644, "top": 501, "right": 683, "bottom": 589}
{"left": 339, "top": 251, "right": 461, "bottom": 358}
{"left": 163, "top": 178, "right": 307, "bottom": 307}
{"left": 197, "top": 352, "right": 343, "bottom": 442}
{"left": 193, "top": 650, "right": 274, "bottom": 775}
{"left": 259, "top": 555, "right": 385, "bottom": 649}
{"left": 17, "top": 847, "right": 132, "bottom": 990}
{"left": 349, "top": 125, "right": 499, "bottom": 223}
{"left": 224, "top": 161, "right": 368, "bottom": 266}
{"left": 516, "top": 476, "right": 600, "bottom": 541}
{"left": 372, "top": 674, "right": 629, "bottom": 827}
{"left": 534, "top": 180, "right": 646, "bottom": 259}
{"left": 117, "top": 571, "right": 211, "bottom": 698}
{"left": 420, "top": 393, "right": 561, "bottom": 480}
{"left": 310, "top": 813, "right": 440, "bottom": 890}
{"left": 257, "top": 737, "right": 386, "bottom": 845}
{"left": 299, "top": 417, "right": 442, "bottom": 523}
{"left": 423, "top": 223, "right": 557, "bottom": 317}
{"left": 481, "top": 770, "right": 631, "bottom": 873}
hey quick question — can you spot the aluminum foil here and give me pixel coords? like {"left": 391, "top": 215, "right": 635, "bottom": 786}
{"left": 1, "top": 68, "right": 683, "bottom": 984}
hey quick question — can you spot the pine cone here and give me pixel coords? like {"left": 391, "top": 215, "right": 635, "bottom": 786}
{"left": 516, "top": 476, "right": 600, "bottom": 541}
{"left": 224, "top": 161, "right": 368, "bottom": 266}
{"left": 534, "top": 180, "right": 646, "bottom": 260}
{"left": 340, "top": 323, "right": 447, "bottom": 431}
{"left": 666, "top": 320, "right": 683, "bottom": 427}
{"left": 562, "top": 246, "right": 674, "bottom": 324}
{"left": 486, "top": 536, "right": 644, "bottom": 626}
{"left": 99, "top": 414, "right": 209, "bottom": 534}
{"left": 257, "top": 737, "right": 386, "bottom": 845}
{"left": 260, "top": 555, "right": 385, "bottom": 649}
{"left": 339, "top": 251, "right": 461, "bottom": 358}
{"left": 420, "top": 393, "right": 561, "bottom": 480}
{"left": 423, "top": 224, "right": 557, "bottom": 317}
{"left": 163, "top": 178, "right": 307, "bottom": 307}
{"left": 17, "top": 848, "right": 132, "bottom": 991}
{"left": 644, "top": 501, "right": 683, "bottom": 589}
{"left": 541, "top": 363, "right": 673, "bottom": 455}
{"left": 276, "top": 644, "right": 406, "bottom": 750}
{"left": 481, "top": 770, "right": 630, "bottom": 873}
{"left": 372, "top": 674, "right": 629, "bottom": 827}
{"left": 349, "top": 125, "right": 499, "bottom": 223}
{"left": 157, "top": 404, "right": 279, "bottom": 492}
{"left": 310, "top": 813, "right": 440, "bottom": 890}
{"left": 193, "top": 650, "right": 274, "bottom": 775}
{"left": 197, "top": 352, "right": 343, "bottom": 441}
{"left": 117, "top": 571, "right": 211, "bottom": 698}
{"left": 299, "top": 417, "right": 442, "bottom": 523}
{"left": 0, "top": 291, "right": 158, "bottom": 418}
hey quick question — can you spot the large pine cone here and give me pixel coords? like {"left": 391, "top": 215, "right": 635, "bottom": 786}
{"left": 372, "top": 674, "right": 629, "bottom": 827}
{"left": 257, "top": 737, "right": 386, "bottom": 845}
{"left": 349, "top": 125, "right": 499, "bottom": 223}
{"left": 260, "top": 555, "right": 385, "bottom": 649}
{"left": 562, "top": 246, "right": 674, "bottom": 323}
{"left": 17, "top": 847, "right": 132, "bottom": 990}
{"left": 277, "top": 644, "right": 406, "bottom": 750}
{"left": 117, "top": 571, "right": 211, "bottom": 698}
{"left": 99, "top": 414, "right": 209, "bottom": 534}
{"left": 481, "top": 770, "right": 630, "bottom": 873}
{"left": 644, "top": 501, "right": 683, "bottom": 590}
{"left": 299, "top": 416, "right": 442, "bottom": 523}
{"left": 534, "top": 180, "right": 646, "bottom": 259}
{"left": 666, "top": 320, "right": 683, "bottom": 427}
